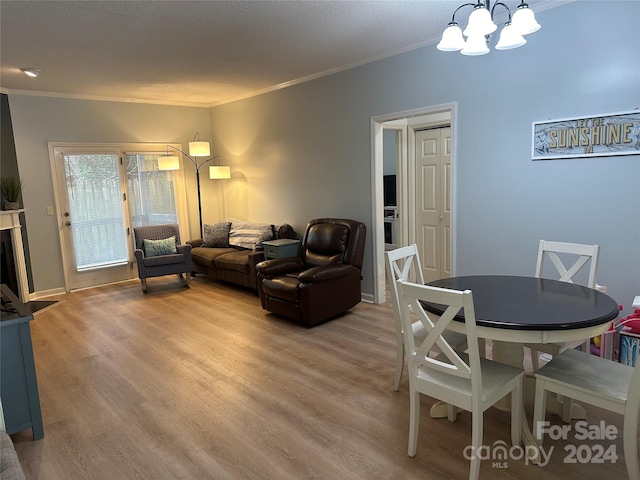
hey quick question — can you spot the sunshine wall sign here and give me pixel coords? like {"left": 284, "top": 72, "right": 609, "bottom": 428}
{"left": 532, "top": 110, "right": 640, "bottom": 160}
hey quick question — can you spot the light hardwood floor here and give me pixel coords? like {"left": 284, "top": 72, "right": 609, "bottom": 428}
{"left": 10, "top": 276, "right": 632, "bottom": 479}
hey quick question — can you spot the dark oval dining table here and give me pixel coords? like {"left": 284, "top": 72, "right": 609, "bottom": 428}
{"left": 423, "top": 275, "right": 619, "bottom": 344}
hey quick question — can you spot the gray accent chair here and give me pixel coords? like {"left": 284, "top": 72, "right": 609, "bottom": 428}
{"left": 133, "top": 224, "right": 192, "bottom": 292}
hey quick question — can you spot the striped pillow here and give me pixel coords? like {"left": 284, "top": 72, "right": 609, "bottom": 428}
{"left": 228, "top": 222, "right": 274, "bottom": 250}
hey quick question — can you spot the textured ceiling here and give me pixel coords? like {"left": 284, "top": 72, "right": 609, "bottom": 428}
{"left": 0, "top": 0, "right": 567, "bottom": 107}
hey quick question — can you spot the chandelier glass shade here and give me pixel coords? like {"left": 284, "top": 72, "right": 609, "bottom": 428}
{"left": 437, "top": 1, "right": 540, "bottom": 55}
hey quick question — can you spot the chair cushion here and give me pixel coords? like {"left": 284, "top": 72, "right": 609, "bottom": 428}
{"left": 191, "top": 247, "right": 238, "bottom": 267}
{"left": 203, "top": 221, "right": 231, "bottom": 247}
{"left": 143, "top": 236, "right": 177, "bottom": 257}
{"left": 214, "top": 249, "right": 252, "bottom": 274}
{"left": 262, "top": 276, "right": 300, "bottom": 303}
{"left": 142, "top": 253, "right": 186, "bottom": 267}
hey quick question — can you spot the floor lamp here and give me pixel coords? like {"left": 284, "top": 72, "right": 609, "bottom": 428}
{"left": 158, "top": 133, "right": 230, "bottom": 238}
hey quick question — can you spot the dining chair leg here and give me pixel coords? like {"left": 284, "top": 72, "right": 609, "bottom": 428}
{"left": 530, "top": 349, "right": 541, "bottom": 371}
{"left": 511, "top": 378, "right": 523, "bottom": 446}
{"left": 624, "top": 402, "right": 640, "bottom": 480}
{"left": 408, "top": 389, "right": 420, "bottom": 457}
{"left": 393, "top": 334, "right": 405, "bottom": 392}
{"left": 533, "top": 379, "right": 548, "bottom": 446}
{"left": 561, "top": 396, "right": 573, "bottom": 423}
{"left": 447, "top": 404, "right": 458, "bottom": 422}
{"left": 469, "top": 410, "right": 483, "bottom": 480}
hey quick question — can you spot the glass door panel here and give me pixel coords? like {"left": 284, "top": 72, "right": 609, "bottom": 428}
{"left": 126, "top": 153, "right": 178, "bottom": 227}
{"left": 53, "top": 147, "right": 133, "bottom": 290}
{"left": 64, "top": 153, "right": 129, "bottom": 269}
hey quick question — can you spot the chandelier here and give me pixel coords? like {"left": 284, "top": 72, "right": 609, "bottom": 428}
{"left": 437, "top": 1, "right": 541, "bottom": 56}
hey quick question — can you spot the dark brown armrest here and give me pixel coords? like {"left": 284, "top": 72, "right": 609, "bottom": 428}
{"left": 298, "top": 264, "right": 356, "bottom": 283}
{"left": 256, "top": 257, "right": 305, "bottom": 277}
{"left": 187, "top": 239, "right": 203, "bottom": 248}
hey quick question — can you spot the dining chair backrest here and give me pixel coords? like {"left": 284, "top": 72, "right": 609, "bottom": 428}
{"left": 385, "top": 244, "right": 425, "bottom": 319}
{"left": 386, "top": 245, "right": 470, "bottom": 392}
{"left": 398, "top": 281, "right": 482, "bottom": 394}
{"left": 385, "top": 245, "right": 426, "bottom": 392}
{"left": 535, "top": 240, "right": 599, "bottom": 288}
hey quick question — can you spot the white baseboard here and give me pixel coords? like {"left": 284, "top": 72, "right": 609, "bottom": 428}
{"left": 32, "top": 287, "right": 67, "bottom": 300}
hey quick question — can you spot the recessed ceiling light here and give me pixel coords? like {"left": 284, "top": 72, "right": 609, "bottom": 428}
{"left": 20, "top": 68, "right": 41, "bottom": 78}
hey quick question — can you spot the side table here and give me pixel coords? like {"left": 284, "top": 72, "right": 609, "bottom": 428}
{"left": 262, "top": 239, "right": 301, "bottom": 259}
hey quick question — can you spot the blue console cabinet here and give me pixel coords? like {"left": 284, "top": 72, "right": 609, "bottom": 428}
{"left": 1, "top": 284, "right": 43, "bottom": 440}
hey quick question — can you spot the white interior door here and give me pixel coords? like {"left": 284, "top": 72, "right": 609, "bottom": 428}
{"left": 415, "top": 127, "right": 451, "bottom": 282}
{"left": 52, "top": 146, "right": 133, "bottom": 290}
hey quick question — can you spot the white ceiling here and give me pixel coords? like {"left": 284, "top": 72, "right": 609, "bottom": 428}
{"left": 0, "top": 0, "right": 567, "bottom": 107}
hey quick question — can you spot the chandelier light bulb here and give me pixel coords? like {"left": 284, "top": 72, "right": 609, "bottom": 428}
{"left": 511, "top": 3, "right": 541, "bottom": 35}
{"left": 495, "top": 22, "right": 527, "bottom": 50}
{"left": 461, "top": 34, "right": 490, "bottom": 56}
{"left": 463, "top": 5, "right": 497, "bottom": 37}
{"left": 437, "top": 23, "right": 466, "bottom": 51}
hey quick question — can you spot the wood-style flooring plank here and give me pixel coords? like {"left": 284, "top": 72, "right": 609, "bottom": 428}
{"left": 9, "top": 276, "right": 632, "bottom": 479}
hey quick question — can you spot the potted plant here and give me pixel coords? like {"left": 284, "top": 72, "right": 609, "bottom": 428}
{"left": 1, "top": 176, "right": 24, "bottom": 210}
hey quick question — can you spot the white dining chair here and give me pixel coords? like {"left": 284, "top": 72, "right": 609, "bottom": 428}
{"left": 533, "top": 348, "right": 639, "bottom": 479}
{"left": 397, "top": 280, "right": 524, "bottom": 480}
{"left": 526, "top": 240, "right": 600, "bottom": 368}
{"left": 385, "top": 245, "right": 466, "bottom": 392}
{"left": 525, "top": 240, "right": 600, "bottom": 422}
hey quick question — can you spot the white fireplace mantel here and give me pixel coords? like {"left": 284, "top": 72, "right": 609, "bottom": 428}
{"left": 0, "top": 209, "right": 30, "bottom": 302}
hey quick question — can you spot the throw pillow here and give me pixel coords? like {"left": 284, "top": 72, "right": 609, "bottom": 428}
{"left": 143, "top": 236, "right": 177, "bottom": 257}
{"left": 229, "top": 222, "right": 275, "bottom": 250}
{"left": 276, "top": 223, "right": 295, "bottom": 239}
{"left": 203, "top": 221, "right": 231, "bottom": 247}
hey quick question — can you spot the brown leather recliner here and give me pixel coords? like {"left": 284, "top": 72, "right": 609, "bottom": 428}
{"left": 256, "top": 218, "right": 366, "bottom": 326}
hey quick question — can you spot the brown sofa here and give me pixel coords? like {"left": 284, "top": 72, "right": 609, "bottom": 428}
{"left": 188, "top": 220, "right": 295, "bottom": 291}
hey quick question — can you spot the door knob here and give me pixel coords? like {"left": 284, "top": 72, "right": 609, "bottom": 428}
{"left": 65, "top": 221, "right": 71, "bottom": 227}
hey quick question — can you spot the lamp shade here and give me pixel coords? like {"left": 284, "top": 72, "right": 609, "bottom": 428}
{"left": 189, "top": 141, "right": 211, "bottom": 157}
{"left": 437, "top": 23, "right": 466, "bottom": 51}
{"left": 463, "top": 6, "right": 497, "bottom": 37}
{"left": 461, "top": 34, "right": 490, "bottom": 56}
{"left": 511, "top": 4, "right": 541, "bottom": 35}
{"left": 158, "top": 155, "right": 180, "bottom": 171}
{"left": 495, "top": 23, "right": 527, "bottom": 50}
{"left": 209, "top": 166, "right": 231, "bottom": 179}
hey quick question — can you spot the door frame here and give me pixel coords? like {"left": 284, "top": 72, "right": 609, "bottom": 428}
{"left": 49, "top": 142, "right": 190, "bottom": 292}
{"left": 370, "top": 103, "right": 458, "bottom": 304}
